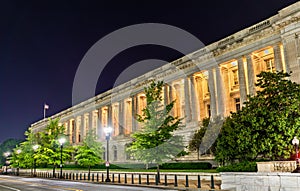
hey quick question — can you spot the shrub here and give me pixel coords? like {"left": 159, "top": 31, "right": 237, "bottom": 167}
{"left": 216, "top": 161, "right": 257, "bottom": 172}
{"left": 149, "top": 162, "right": 212, "bottom": 169}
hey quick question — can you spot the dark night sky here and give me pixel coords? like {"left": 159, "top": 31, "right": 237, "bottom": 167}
{"left": 0, "top": 0, "right": 298, "bottom": 142}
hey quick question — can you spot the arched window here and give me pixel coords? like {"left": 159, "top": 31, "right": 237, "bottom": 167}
{"left": 113, "top": 145, "right": 117, "bottom": 161}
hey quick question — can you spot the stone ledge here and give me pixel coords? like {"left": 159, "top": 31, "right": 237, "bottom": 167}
{"left": 257, "top": 161, "right": 296, "bottom": 172}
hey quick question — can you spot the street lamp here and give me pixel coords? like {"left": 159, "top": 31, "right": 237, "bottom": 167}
{"left": 16, "top": 149, "right": 21, "bottom": 176}
{"left": 58, "top": 137, "right": 66, "bottom": 179}
{"left": 292, "top": 136, "right": 300, "bottom": 173}
{"left": 3, "top": 152, "right": 10, "bottom": 174}
{"left": 32, "top": 144, "right": 39, "bottom": 177}
{"left": 104, "top": 126, "right": 113, "bottom": 182}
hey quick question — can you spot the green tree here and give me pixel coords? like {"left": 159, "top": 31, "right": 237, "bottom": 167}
{"left": 215, "top": 71, "right": 300, "bottom": 164}
{"left": 127, "top": 80, "right": 184, "bottom": 179}
{"left": 188, "top": 117, "right": 209, "bottom": 159}
{"left": 9, "top": 129, "right": 39, "bottom": 175}
{"left": 35, "top": 118, "right": 72, "bottom": 177}
{"left": 75, "top": 130, "right": 103, "bottom": 178}
{"left": 0, "top": 138, "right": 22, "bottom": 165}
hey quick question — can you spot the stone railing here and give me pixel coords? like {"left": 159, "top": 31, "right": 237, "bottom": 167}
{"left": 257, "top": 161, "right": 296, "bottom": 172}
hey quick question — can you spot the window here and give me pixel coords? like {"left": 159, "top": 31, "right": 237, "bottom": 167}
{"left": 232, "top": 69, "right": 239, "bottom": 86}
{"left": 113, "top": 145, "right": 117, "bottom": 161}
{"left": 265, "top": 58, "right": 275, "bottom": 72}
{"left": 235, "top": 98, "right": 241, "bottom": 111}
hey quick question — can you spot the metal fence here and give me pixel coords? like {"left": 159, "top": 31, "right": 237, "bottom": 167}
{"left": 9, "top": 170, "right": 221, "bottom": 190}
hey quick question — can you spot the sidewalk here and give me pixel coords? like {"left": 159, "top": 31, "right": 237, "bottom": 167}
{"left": 17, "top": 169, "right": 222, "bottom": 190}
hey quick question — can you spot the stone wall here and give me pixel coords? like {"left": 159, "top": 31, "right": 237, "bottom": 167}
{"left": 221, "top": 172, "right": 300, "bottom": 191}
{"left": 257, "top": 161, "right": 296, "bottom": 172}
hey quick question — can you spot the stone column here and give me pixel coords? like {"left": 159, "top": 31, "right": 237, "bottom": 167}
{"left": 282, "top": 35, "right": 300, "bottom": 82}
{"left": 164, "top": 84, "right": 169, "bottom": 106}
{"left": 88, "top": 112, "right": 93, "bottom": 133}
{"left": 107, "top": 106, "right": 112, "bottom": 130}
{"left": 69, "top": 119, "right": 74, "bottom": 144}
{"left": 273, "top": 43, "right": 283, "bottom": 72}
{"left": 169, "top": 84, "right": 173, "bottom": 102}
{"left": 131, "top": 95, "right": 136, "bottom": 132}
{"left": 208, "top": 69, "right": 217, "bottom": 119}
{"left": 169, "top": 83, "right": 174, "bottom": 116}
{"left": 65, "top": 121, "right": 71, "bottom": 143}
{"left": 80, "top": 115, "right": 84, "bottom": 142}
{"left": 282, "top": 40, "right": 291, "bottom": 73}
{"left": 246, "top": 54, "right": 256, "bottom": 96}
{"left": 98, "top": 108, "right": 103, "bottom": 140}
{"left": 75, "top": 117, "right": 80, "bottom": 143}
{"left": 190, "top": 75, "right": 199, "bottom": 121}
{"left": 237, "top": 57, "right": 247, "bottom": 106}
{"left": 119, "top": 100, "right": 124, "bottom": 135}
{"left": 215, "top": 66, "right": 225, "bottom": 117}
{"left": 184, "top": 77, "right": 191, "bottom": 123}
{"left": 135, "top": 95, "right": 139, "bottom": 130}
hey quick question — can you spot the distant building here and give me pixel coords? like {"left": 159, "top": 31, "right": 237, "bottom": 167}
{"left": 30, "top": 2, "right": 300, "bottom": 162}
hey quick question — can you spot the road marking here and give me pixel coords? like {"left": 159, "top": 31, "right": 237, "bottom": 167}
{"left": 0, "top": 184, "right": 21, "bottom": 191}
{"left": 0, "top": 177, "right": 83, "bottom": 191}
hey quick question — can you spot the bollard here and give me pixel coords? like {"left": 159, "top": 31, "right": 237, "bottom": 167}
{"left": 84, "top": 173, "right": 86, "bottom": 180}
{"left": 125, "top": 174, "right": 127, "bottom": 184}
{"left": 118, "top": 174, "right": 121, "bottom": 183}
{"left": 80, "top": 173, "right": 82, "bottom": 180}
{"left": 174, "top": 175, "right": 178, "bottom": 187}
{"left": 146, "top": 174, "right": 149, "bottom": 185}
{"left": 112, "top": 174, "right": 114, "bottom": 183}
{"left": 185, "top": 175, "right": 189, "bottom": 187}
{"left": 102, "top": 173, "right": 104, "bottom": 182}
{"left": 76, "top": 173, "right": 79, "bottom": 180}
{"left": 131, "top": 174, "right": 134, "bottom": 184}
{"left": 155, "top": 175, "right": 158, "bottom": 185}
{"left": 73, "top": 173, "right": 75, "bottom": 180}
{"left": 92, "top": 173, "right": 94, "bottom": 181}
{"left": 138, "top": 174, "right": 141, "bottom": 184}
{"left": 210, "top": 175, "right": 215, "bottom": 189}
{"left": 197, "top": 175, "right": 201, "bottom": 188}
{"left": 164, "top": 174, "right": 167, "bottom": 186}
{"left": 97, "top": 173, "right": 99, "bottom": 182}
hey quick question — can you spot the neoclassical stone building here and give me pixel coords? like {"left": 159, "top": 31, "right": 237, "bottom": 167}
{"left": 30, "top": 2, "right": 300, "bottom": 162}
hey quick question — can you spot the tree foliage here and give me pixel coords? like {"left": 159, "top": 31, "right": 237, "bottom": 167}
{"left": 0, "top": 138, "right": 22, "bottom": 165}
{"left": 188, "top": 117, "right": 210, "bottom": 159}
{"left": 75, "top": 130, "right": 103, "bottom": 177}
{"left": 127, "top": 80, "right": 184, "bottom": 166}
{"left": 35, "top": 119, "right": 71, "bottom": 168}
{"left": 9, "top": 129, "right": 38, "bottom": 169}
{"left": 215, "top": 71, "right": 300, "bottom": 164}
{"left": 10, "top": 119, "right": 72, "bottom": 177}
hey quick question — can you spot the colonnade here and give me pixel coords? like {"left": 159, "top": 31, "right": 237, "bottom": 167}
{"left": 62, "top": 43, "right": 286, "bottom": 145}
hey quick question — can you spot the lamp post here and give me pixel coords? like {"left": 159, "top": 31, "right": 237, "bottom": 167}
{"left": 58, "top": 137, "right": 66, "bottom": 179}
{"left": 292, "top": 136, "right": 300, "bottom": 173}
{"left": 3, "top": 152, "right": 10, "bottom": 174}
{"left": 104, "top": 126, "right": 112, "bottom": 182}
{"left": 16, "top": 149, "right": 21, "bottom": 176}
{"left": 32, "top": 144, "right": 39, "bottom": 177}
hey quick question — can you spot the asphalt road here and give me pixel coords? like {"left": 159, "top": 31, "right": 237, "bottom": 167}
{"left": 0, "top": 175, "right": 177, "bottom": 191}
